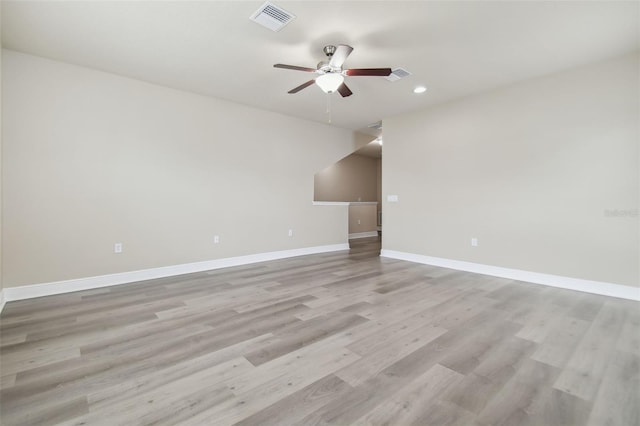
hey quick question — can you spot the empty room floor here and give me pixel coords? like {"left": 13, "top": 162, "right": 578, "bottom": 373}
{"left": 0, "top": 237, "right": 638, "bottom": 425}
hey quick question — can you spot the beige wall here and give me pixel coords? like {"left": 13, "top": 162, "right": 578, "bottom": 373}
{"left": 348, "top": 204, "right": 377, "bottom": 235}
{"left": 0, "top": 6, "right": 3, "bottom": 295}
{"left": 376, "top": 158, "right": 382, "bottom": 213}
{"left": 314, "top": 153, "right": 378, "bottom": 202}
{"left": 2, "top": 50, "right": 362, "bottom": 288}
{"left": 383, "top": 52, "right": 639, "bottom": 287}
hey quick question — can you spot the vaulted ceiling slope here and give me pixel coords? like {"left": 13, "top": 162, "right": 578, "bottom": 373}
{"left": 2, "top": 1, "right": 638, "bottom": 133}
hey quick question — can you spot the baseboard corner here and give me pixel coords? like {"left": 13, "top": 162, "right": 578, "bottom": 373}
{"left": 380, "top": 249, "right": 639, "bottom": 301}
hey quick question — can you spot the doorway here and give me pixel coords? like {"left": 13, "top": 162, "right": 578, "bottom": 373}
{"left": 313, "top": 137, "right": 382, "bottom": 246}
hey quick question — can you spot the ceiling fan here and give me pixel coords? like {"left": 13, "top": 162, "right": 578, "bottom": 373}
{"left": 274, "top": 44, "right": 392, "bottom": 97}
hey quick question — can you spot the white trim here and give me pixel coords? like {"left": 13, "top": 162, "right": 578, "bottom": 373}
{"left": 349, "top": 231, "right": 379, "bottom": 240}
{"left": 0, "top": 290, "right": 6, "bottom": 315}
{"left": 3, "top": 244, "right": 350, "bottom": 302}
{"left": 312, "top": 201, "right": 349, "bottom": 206}
{"left": 312, "top": 201, "right": 378, "bottom": 206}
{"left": 380, "top": 249, "right": 640, "bottom": 301}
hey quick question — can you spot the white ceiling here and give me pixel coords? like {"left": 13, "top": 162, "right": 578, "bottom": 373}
{"left": 2, "top": 1, "right": 638, "bottom": 135}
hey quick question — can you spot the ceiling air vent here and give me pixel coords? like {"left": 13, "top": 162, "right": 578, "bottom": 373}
{"left": 385, "top": 68, "right": 412, "bottom": 82}
{"left": 250, "top": 1, "right": 295, "bottom": 32}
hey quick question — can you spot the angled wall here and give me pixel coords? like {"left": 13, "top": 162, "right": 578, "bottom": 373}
{"left": 314, "top": 153, "right": 379, "bottom": 203}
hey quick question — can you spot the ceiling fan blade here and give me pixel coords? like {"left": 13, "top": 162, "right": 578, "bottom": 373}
{"left": 329, "top": 45, "right": 354, "bottom": 68}
{"left": 337, "top": 83, "right": 353, "bottom": 98}
{"left": 345, "top": 68, "right": 392, "bottom": 76}
{"left": 288, "top": 79, "right": 316, "bottom": 94}
{"left": 274, "top": 64, "right": 317, "bottom": 72}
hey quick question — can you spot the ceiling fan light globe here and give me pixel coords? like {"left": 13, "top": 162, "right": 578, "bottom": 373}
{"left": 316, "top": 73, "right": 344, "bottom": 93}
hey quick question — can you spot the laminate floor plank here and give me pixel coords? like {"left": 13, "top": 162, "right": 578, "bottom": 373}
{"left": 244, "top": 312, "right": 367, "bottom": 366}
{"left": 1, "top": 325, "right": 221, "bottom": 413}
{"left": 290, "top": 373, "right": 411, "bottom": 426}
{"left": 210, "top": 348, "right": 361, "bottom": 426}
{"left": 346, "top": 309, "right": 438, "bottom": 356}
{"left": 233, "top": 374, "right": 353, "bottom": 426}
{"left": 476, "top": 359, "right": 561, "bottom": 426}
{"left": 1, "top": 346, "right": 81, "bottom": 376}
{"left": 294, "top": 293, "right": 377, "bottom": 320}
{"left": 224, "top": 324, "right": 364, "bottom": 396}
{"left": 0, "top": 237, "right": 637, "bottom": 425}
{"left": 409, "top": 400, "right": 478, "bottom": 426}
{"left": 443, "top": 337, "right": 537, "bottom": 414}
{"left": 616, "top": 306, "right": 640, "bottom": 356}
{"left": 1, "top": 371, "right": 16, "bottom": 386}
{"left": 351, "top": 363, "right": 465, "bottom": 426}
{"left": 530, "top": 315, "right": 591, "bottom": 369}
{"left": 335, "top": 323, "right": 447, "bottom": 387}
{"left": 356, "top": 284, "right": 465, "bottom": 326}
{"left": 437, "top": 318, "right": 522, "bottom": 376}
{"left": 587, "top": 349, "right": 640, "bottom": 426}
{"left": 62, "top": 358, "right": 248, "bottom": 426}
{"left": 85, "top": 337, "right": 268, "bottom": 408}
{"left": 2, "top": 395, "right": 89, "bottom": 426}
{"left": 24, "top": 311, "right": 159, "bottom": 343}
{"left": 232, "top": 294, "right": 316, "bottom": 314}
{"left": 553, "top": 300, "right": 627, "bottom": 401}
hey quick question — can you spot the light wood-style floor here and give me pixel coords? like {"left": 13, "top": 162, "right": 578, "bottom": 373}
{"left": 1, "top": 237, "right": 638, "bottom": 425}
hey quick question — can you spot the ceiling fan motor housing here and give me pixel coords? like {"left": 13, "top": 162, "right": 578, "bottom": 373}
{"left": 323, "top": 45, "right": 336, "bottom": 57}
{"left": 317, "top": 62, "right": 339, "bottom": 74}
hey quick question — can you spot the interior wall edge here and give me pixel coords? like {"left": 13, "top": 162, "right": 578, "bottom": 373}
{"left": 1, "top": 243, "right": 349, "bottom": 304}
{"left": 381, "top": 249, "right": 640, "bottom": 301}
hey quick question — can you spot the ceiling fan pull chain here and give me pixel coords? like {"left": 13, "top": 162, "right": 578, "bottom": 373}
{"left": 327, "top": 93, "right": 332, "bottom": 124}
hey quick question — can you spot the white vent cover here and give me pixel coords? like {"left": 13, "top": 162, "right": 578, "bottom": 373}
{"left": 250, "top": 1, "right": 295, "bottom": 32}
{"left": 385, "top": 67, "right": 412, "bottom": 82}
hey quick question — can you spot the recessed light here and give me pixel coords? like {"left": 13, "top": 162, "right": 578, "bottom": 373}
{"left": 413, "top": 86, "right": 427, "bottom": 94}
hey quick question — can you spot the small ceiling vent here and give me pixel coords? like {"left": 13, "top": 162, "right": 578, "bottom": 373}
{"left": 385, "top": 67, "right": 412, "bottom": 82}
{"left": 250, "top": 1, "right": 295, "bottom": 32}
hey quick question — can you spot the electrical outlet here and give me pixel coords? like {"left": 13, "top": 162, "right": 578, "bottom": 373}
{"left": 288, "top": 229, "right": 293, "bottom": 237}
{"left": 471, "top": 238, "right": 478, "bottom": 247}
{"left": 357, "top": 219, "right": 361, "bottom": 225}
{"left": 114, "top": 243, "right": 123, "bottom": 253}
{"left": 214, "top": 235, "right": 220, "bottom": 244}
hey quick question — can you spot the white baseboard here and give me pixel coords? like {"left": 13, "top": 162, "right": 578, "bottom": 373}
{"left": 349, "top": 231, "right": 379, "bottom": 240}
{"left": 3, "top": 244, "right": 350, "bottom": 303}
{"left": 381, "top": 249, "right": 640, "bottom": 301}
{"left": 0, "top": 290, "right": 6, "bottom": 315}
